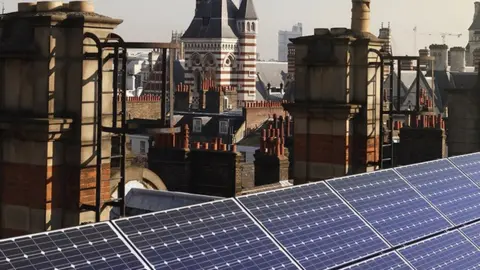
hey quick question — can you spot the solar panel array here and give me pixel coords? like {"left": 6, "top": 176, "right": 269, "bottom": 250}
{"left": 3, "top": 153, "right": 480, "bottom": 270}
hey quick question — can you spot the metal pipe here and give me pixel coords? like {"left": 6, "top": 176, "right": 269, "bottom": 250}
{"left": 112, "top": 47, "right": 119, "bottom": 128}
{"left": 120, "top": 45, "right": 127, "bottom": 218}
{"left": 169, "top": 48, "right": 175, "bottom": 128}
{"left": 415, "top": 57, "right": 421, "bottom": 111}
{"left": 397, "top": 60, "right": 401, "bottom": 112}
{"left": 105, "top": 32, "right": 126, "bottom": 217}
{"left": 161, "top": 48, "right": 168, "bottom": 127}
{"left": 389, "top": 60, "right": 394, "bottom": 167}
{"left": 84, "top": 32, "right": 103, "bottom": 222}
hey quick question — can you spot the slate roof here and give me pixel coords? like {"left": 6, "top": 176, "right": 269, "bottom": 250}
{"left": 237, "top": 0, "right": 258, "bottom": 20}
{"left": 172, "top": 60, "right": 288, "bottom": 102}
{"left": 470, "top": 14, "right": 480, "bottom": 30}
{"left": 183, "top": 0, "right": 240, "bottom": 39}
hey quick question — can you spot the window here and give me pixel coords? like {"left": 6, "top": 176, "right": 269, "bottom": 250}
{"left": 193, "top": 118, "right": 202, "bottom": 133}
{"left": 219, "top": 120, "right": 229, "bottom": 135}
{"left": 140, "top": 141, "right": 146, "bottom": 154}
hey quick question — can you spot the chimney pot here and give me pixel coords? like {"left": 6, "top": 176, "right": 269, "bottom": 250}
{"left": 18, "top": 2, "right": 37, "bottom": 12}
{"left": 351, "top": 0, "right": 371, "bottom": 33}
{"left": 37, "top": 1, "right": 63, "bottom": 11}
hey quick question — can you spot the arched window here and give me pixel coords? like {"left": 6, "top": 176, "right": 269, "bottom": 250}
{"left": 191, "top": 53, "right": 201, "bottom": 66}
{"left": 203, "top": 53, "right": 216, "bottom": 67}
{"left": 247, "top": 22, "right": 251, "bottom": 32}
{"left": 241, "top": 22, "right": 245, "bottom": 31}
{"left": 252, "top": 22, "right": 256, "bottom": 32}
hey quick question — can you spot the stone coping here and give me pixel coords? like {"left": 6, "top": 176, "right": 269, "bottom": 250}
{"left": 0, "top": 116, "right": 73, "bottom": 141}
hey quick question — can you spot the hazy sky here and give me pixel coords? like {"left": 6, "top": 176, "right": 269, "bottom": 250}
{"left": 5, "top": 0, "right": 475, "bottom": 59}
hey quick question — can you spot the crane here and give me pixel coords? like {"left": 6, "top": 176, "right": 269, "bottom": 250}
{"left": 413, "top": 26, "right": 462, "bottom": 51}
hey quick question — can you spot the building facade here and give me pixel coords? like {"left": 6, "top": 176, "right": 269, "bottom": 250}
{"left": 467, "top": 2, "right": 480, "bottom": 66}
{"left": 278, "top": 23, "right": 303, "bottom": 62}
{"left": 182, "top": 0, "right": 259, "bottom": 107}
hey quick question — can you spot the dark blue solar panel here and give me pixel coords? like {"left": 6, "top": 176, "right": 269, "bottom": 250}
{"left": 0, "top": 222, "right": 147, "bottom": 270}
{"left": 342, "top": 252, "right": 412, "bottom": 270}
{"left": 395, "top": 159, "right": 480, "bottom": 225}
{"left": 461, "top": 221, "right": 480, "bottom": 247}
{"left": 328, "top": 170, "right": 450, "bottom": 246}
{"left": 113, "top": 199, "right": 299, "bottom": 270}
{"left": 238, "top": 181, "right": 389, "bottom": 270}
{"left": 450, "top": 153, "right": 480, "bottom": 186}
{"left": 399, "top": 231, "right": 480, "bottom": 269}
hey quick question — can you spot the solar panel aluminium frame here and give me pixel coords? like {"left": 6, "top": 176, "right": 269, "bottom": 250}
{"left": 236, "top": 180, "right": 393, "bottom": 270}
{"left": 397, "top": 230, "right": 480, "bottom": 269}
{"left": 339, "top": 251, "right": 413, "bottom": 270}
{"left": 325, "top": 169, "right": 452, "bottom": 247}
{"left": 110, "top": 198, "right": 304, "bottom": 270}
{"left": 448, "top": 153, "right": 480, "bottom": 188}
{"left": 393, "top": 158, "right": 480, "bottom": 226}
{"left": 0, "top": 221, "right": 151, "bottom": 270}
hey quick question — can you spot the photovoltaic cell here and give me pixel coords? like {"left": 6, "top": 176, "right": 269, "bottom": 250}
{"left": 395, "top": 159, "right": 480, "bottom": 225}
{"left": 328, "top": 170, "right": 450, "bottom": 246}
{"left": 113, "top": 199, "right": 299, "bottom": 270}
{"left": 461, "top": 221, "right": 480, "bottom": 247}
{"left": 238, "top": 181, "right": 389, "bottom": 270}
{"left": 341, "top": 252, "right": 412, "bottom": 270}
{"left": 450, "top": 153, "right": 480, "bottom": 186}
{"left": 0, "top": 222, "right": 148, "bottom": 270}
{"left": 399, "top": 231, "right": 480, "bottom": 269}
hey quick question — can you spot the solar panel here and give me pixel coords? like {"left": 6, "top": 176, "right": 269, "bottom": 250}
{"left": 0, "top": 222, "right": 148, "bottom": 270}
{"left": 238, "top": 181, "right": 390, "bottom": 270}
{"left": 328, "top": 170, "right": 451, "bottom": 246}
{"left": 113, "top": 199, "right": 300, "bottom": 270}
{"left": 395, "top": 159, "right": 480, "bottom": 225}
{"left": 449, "top": 153, "right": 480, "bottom": 186}
{"left": 341, "top": 252, "right": 412, "bottom": 270}
{"left": 461, "top": 221, "right": 480, "bottom": 247}
{"left": 399, "top": 231, "right": 480, "bottom": 269}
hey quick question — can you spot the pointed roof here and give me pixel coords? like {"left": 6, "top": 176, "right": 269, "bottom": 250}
{"left": 469, "top": 16, "right": 480, "bottom": 30}
{"left": 237, "top": 0, "right": 258, "bottom": 20}
{"left": 183, "top": 0, "right": 240, "bottom": 39}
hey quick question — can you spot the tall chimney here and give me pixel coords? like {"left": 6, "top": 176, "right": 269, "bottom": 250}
{"left": 351, "top": 0, "right": 371, "bottom": 33}
{"left": 475, "top": 2, "right": 480, "bottom": 19}
{"left": 429, "top": 44, "right": 449, "bottom": 71}
{"left": 450, "top": 47, "right": 466, "bottom": 72}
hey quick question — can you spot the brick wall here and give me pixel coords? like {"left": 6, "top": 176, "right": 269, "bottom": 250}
{"left": 398, "top": 127, "right": 446, "bottom": 165}
{"left": 119, "top": 95, "right": 162, "bottom": 120}
{"left": 239, "top": 163, "right": 255, "bottom": 189}
{"left": 243, "top": 101, "right": 288, "bottom": 135}
{"left": 189, "top": 148, "right": 242, "bottom": 197}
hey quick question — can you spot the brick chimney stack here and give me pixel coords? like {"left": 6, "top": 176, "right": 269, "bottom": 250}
{"left": 351, "top": 0, "right": 371, "bottom": 33}
{"left": 0, "top": 1, "right": 122, "bottom": 237}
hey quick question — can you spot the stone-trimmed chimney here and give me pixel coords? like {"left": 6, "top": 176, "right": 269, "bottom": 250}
{"left": 475, "top": 1, "right": 480, "bottom": 19}
{"left": 450, "top": 47, "right": 466, "bottom": 72}
{"left": 351, "top": 0, "right": 371, "bottom": 33}
{"left": 429, "top": 44, "right": 449, "bottom": 71}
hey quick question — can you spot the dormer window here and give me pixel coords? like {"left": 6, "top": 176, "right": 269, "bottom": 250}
{"left": 219, "top": 120, "right": 229, "bottom": 135}
{"left": 193, "top": 118, "right": 202, "bottom": 133}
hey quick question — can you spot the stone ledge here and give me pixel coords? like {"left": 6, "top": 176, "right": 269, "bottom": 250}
{"left": 0, "top": 116, "right": 73, "bottom": 142}
{"left": 284, "top": 102, "right": 362, "bottom": 119}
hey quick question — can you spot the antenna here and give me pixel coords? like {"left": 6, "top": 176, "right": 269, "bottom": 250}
{"left": 1, "top": 2, "right": 4, "bottom": 14}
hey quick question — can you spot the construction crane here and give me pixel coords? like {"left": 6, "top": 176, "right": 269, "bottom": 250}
{"left": 413, "top": 26, "right": 462, "bottom": 51}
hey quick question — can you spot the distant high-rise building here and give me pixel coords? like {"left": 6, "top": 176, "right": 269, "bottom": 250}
{"left": 278, "top": 23, "right": 302, "bottom": 62}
